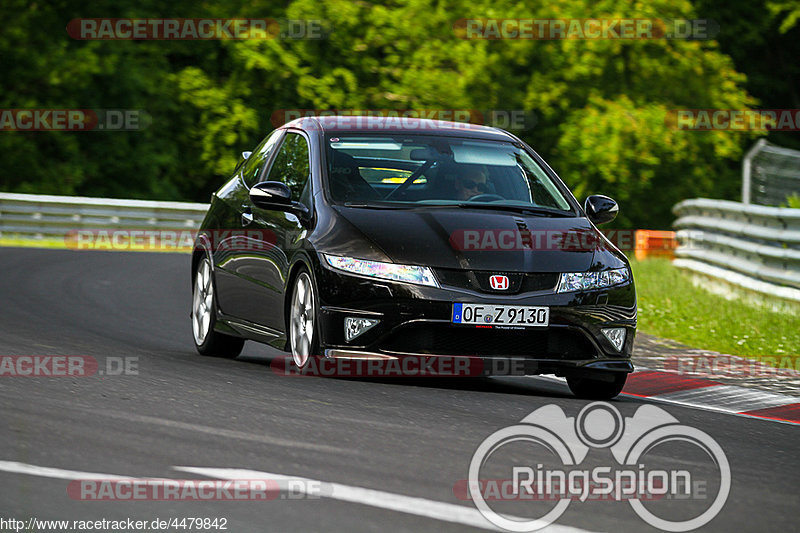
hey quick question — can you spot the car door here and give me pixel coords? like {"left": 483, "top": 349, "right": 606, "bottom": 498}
{"left": 236, "top": 130, "right": 312, "bottom": 332}
{"left": 212, "top": 129, "right": 284, "bottom": 324}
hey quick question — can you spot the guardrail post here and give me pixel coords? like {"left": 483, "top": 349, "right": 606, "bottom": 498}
{"left": 741, "top": 138, "right": 767, "bottom": 205}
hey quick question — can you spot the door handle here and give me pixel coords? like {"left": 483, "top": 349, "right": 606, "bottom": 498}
{"left": 241, "top": 209, "right": 254, "bottom": 226}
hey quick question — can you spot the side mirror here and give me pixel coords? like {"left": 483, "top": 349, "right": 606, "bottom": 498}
{"left": 584, "top": 195, "right": 618, "bottom": 225}
{"left": 250, "top": 181, "right": 292, "bottom": 209}
{"left": 250, "top": 181, "right": 310, "bottom": 221}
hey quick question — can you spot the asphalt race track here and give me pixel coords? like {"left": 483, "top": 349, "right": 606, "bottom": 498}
{"left": 0, "top": 248, "right": 797, "bottom": 532}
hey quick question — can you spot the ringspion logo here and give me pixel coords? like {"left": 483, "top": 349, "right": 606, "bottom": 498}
{"left": 466, "top": 403, "right": 729, "bottom": 531}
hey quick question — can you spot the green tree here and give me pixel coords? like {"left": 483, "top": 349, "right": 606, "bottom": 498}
{"left": 206, "top": 0, "right": 757, "bottom": 227}
{"left": 0, "top": 0, "right": 776, "bottom": 230}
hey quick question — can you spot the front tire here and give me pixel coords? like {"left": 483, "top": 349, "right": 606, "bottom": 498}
{"left": 192, "top": 257, "right": 244, "bottom": 358}
{"left": 289, "top": 268, "right": 320, "bottom": 368}
{"left": 567, "top": 373, "right": 627, "bottom": 400}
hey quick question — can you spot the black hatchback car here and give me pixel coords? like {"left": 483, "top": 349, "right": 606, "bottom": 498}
{"left": 191, "top": 116, "right": 636, "bottom": 399}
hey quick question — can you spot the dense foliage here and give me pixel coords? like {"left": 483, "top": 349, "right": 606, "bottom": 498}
{"left": 1, "top": 0, "right": 797, "bottom": 228}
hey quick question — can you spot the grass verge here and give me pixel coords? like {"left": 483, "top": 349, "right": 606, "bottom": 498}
{"left": 630, "top": 258, "right": 800, "bottom": 359}
{"left": 0, "top": 237, "right": 190, "bottom": 253}
{"left": 0, "top": 237, "right": 71, "bottom": 249}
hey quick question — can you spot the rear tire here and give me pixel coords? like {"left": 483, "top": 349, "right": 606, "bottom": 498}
{"left": 192, "top": 257, "right": 244, "bottom": 358}
{"left": 567, "top": 373, "right": 627, "bottom": 400}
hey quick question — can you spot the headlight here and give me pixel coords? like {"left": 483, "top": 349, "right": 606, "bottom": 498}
{"left": 323, "top": 254, "right": 439, "bottom": 287}
{"left": 556, "top": 268, "right": 630, "bottom": 293}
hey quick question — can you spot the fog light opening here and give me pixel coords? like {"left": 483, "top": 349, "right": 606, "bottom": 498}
{"left": 601, "top": 327, "right": 626, "bottom": 352}
{"left": 345, "top": 317, "right": 379, "bottom": 342}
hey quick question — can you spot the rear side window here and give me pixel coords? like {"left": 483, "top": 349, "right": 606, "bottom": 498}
{"left": 265, "top": 132, "right": 311, "bottom": 199}
{"left": 242, "top": 130, "right": 283, "bottom": 188}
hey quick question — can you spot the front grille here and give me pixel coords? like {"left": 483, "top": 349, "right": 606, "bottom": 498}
{"left": 434, "top": 269, "right": 558, "bottom": 294}
{"left": 380, "top": 323, "right": 596, "bottom": 359}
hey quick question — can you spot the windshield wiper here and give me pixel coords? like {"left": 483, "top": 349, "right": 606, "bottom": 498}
{"left": 342, "top": 202, "right": 573, "bottom": 216}
{"left": 341, "top": 202, "right": 402, "bottom": 209}
{"left": 455, "top": 203, "right": 573, "bottom": 217}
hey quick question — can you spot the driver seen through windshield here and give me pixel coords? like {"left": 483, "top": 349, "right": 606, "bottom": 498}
{"left": 326, "top": 135, "right": 574, "bottom": 213}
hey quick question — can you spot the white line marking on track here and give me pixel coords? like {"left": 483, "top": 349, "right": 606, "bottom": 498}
{"left": 0, "top": 460, "right": 132, "bottom": 480}
{"left": 0, "top": 460, "right": 601, "bottom": 533}
{"left": 175, "top": 466, "right": 601, "bottom": 533}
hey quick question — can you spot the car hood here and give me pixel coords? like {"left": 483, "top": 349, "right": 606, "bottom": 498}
{"left": 327, "top": 206, "right": 623, "bottom": 273}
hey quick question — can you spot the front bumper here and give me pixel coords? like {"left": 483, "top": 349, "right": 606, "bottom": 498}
{"left": 315, "top": 265, "right": 637, "bottom": 377}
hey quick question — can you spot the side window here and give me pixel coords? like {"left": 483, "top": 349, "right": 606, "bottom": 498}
{"left": 265, "top": 132, "right": 311, "bottom": 199}
{"left": 241, "top": 130, "right": 282, "bottom": 188}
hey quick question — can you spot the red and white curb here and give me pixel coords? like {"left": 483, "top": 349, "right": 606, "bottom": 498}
{"left": 621, "top": 370, "right": 800, "bottom": 424}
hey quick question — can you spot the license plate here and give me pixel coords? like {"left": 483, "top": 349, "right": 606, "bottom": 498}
{"left": 452, "top": 303, "right": 549, "bottom": 327}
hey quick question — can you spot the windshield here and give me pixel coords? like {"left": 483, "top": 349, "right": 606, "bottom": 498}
{"left": 325, "top": 134, "right": 575, "bottom": 214}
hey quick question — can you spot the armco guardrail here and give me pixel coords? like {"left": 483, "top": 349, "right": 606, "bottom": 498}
{"left": 0, "top": 192, "right": 209, "bottom": 239}
{"left": 672, "top": 198, "right": 800, "bottom": 303}
{"left": 3, "top": 192, "right": 799, "bottom": 304}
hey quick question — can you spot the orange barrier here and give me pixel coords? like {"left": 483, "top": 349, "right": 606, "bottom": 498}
{"left": 634, "top": 230, "right": 677, "bottom": 260}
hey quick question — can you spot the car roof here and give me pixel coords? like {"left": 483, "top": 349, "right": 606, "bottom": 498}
{"left": 283, "top": 115, "right": 516, "bottom": 142}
